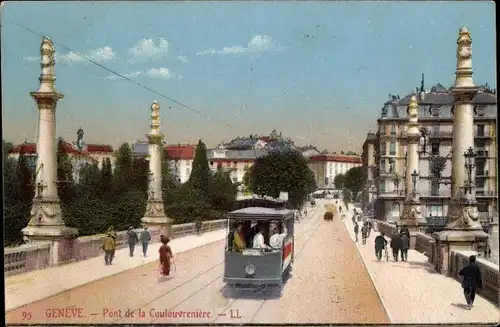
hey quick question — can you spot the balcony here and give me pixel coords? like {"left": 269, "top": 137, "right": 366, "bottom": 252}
{"left": 476, "top": 150, "right": 489, "bottom": 158}
{"left": 428, "top": 131, "right": 453, "bottom": 139}
{"left": 378, "top": 190, "right": 405, "bottom": 198}
{"left": 476, "top": 190, "right": 497, "bottom": 198}
{"left": 476, "top": 170, "right": 489, "bottom": 177}
{"left": 474, "top": 131, "right": 493, "bottom": 139}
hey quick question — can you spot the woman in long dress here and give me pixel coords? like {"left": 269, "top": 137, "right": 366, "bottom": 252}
{"left": 158, "top": 236, "right": 173, "bottom": 279}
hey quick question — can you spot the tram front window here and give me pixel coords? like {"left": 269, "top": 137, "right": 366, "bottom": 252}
{"left": 227, "top": 219, "right": 285, "bottom": 252}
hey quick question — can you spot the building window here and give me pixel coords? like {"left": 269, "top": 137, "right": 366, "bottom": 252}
{"left": 431, "top": 181, "right": 439, "bottom": 196}
{"left": 475, "top": 106, "right": 486, "bottom": 117}
{"left": 390, "top": 124, "right": 396, "bottom": 135}
{"left": 475, "top": 178, "right": 485, "bottom": 190}
{"left": 431, "top": 106, "right": 440, "bottom": 117}
{"left": 431, "top": 142, "right": 440, "bottom": 156}
{"left": 380, "top": 142, "right": 387, "bottom": 155}
{"left": 389, "top": 142, "right": 396, "bottom": 155}
{"left": 476, "top": 124, "right": 485, "bottom": 137}
{"left": 380, "top": 159, "right": 386, "bottom": 173}
{"left": 476, "top": 161, "right": 485, "bottom": 175}
{"left": 427, "top": 205, "right": 443, "bottom": 218}
{"left": 380, "top": 180, "right": 386, "bottom": 192}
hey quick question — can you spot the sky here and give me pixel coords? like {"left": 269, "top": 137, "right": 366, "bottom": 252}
{"left": 1, "top": 1, "right": 496, "bottom": 152}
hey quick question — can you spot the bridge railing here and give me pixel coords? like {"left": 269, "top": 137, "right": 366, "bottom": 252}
{"left": 414, "top": 232, "right": 437, "bottom": 264}
{"left": 4, "top": 219, "right": 228, "bottom": 277}
{"left": 450, "top": 250, "right": 499, "bottom": 305}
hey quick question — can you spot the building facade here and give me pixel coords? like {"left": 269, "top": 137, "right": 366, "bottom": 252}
{"left": 361, "top": 132, "right": 377, "bottom": 213}
{"left": 8, "top": 139, "right": 99, "bottom": 183}
{"left": 308, "top": 154, "right": 363, "bottom": 189}
{"left": 165, "top": 144, "right": 195, "bottom": 184}
{"left": 368, "top": 82, "right": 497, "bottom": 223}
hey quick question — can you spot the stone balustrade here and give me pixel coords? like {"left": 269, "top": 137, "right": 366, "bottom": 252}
{"left": 449, "top": 250, "right": 499, "bottom": 305}
{"left": 376, "top": 221, "right": 397, "bottom": 236}
{"left": 414, "top": 232, "right": 437, "bottom": 264}
{"left": 4, "top": 219, "right": 227, "bottom": 277}
{"left": 5, "top": 243, "right": 51, "bottom": 277}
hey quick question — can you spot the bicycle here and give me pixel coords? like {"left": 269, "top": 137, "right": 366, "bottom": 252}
{"left": 384, "top": 246, "right": 389, "bottom": 262}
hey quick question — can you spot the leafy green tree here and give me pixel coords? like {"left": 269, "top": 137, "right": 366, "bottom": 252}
{"left": 131, "top": 157, "right": 149, "bottom": 195}
{"left": 166, "top": 184, "right": 211, "bottom": 224}
{"left": 342, "top": 187, "right": 352, "bottom": 205}
{"left": 63, "top": 196, "right": 112, "bottom": 235}
{"left": 78, "top": 162, "right": 101, "bottom": 193}
{"left": 344, "top": 166, "right": 366, "bottom": 199}
{"left": 57, "top": 140, "right": 76, "bottom": 204}
{"left": 334, "top": 174, "right": 345, "bottom": 190}
{"left": 161, "top": 149, "right": 179, "bottom": 206}
{"left": 110, "top": 189, "right": 147, "bottom": 230}
{"left": 3, "top": 140, "right": 13, "bottom": 162}
{"left": 242, "top": 166, "right": 254, "bottom": 192}
{"left": 188, "top": 140, "right": 211, "bottom": 201}
{"left": 250, "top": 149, "right": 316, "bottom": 209}
{"left": 17, "top": 154, "right": 35, "bottom": 203}
{"left": 100, "top": 158, "right": 113, "bottom": 197}
{"left": 210, "top": 166, "right": 237, "bottom": 211}
{"left": 112, "top": 143, "right": 134, "bottom": 194}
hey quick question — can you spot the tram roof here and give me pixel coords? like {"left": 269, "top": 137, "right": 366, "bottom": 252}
{"left": 227, "top": 207, "right": 294, "bottom": 220}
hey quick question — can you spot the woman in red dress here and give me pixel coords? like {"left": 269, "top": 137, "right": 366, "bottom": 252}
{"left": 158, "top": 236, "right": 173, "bottom": 279}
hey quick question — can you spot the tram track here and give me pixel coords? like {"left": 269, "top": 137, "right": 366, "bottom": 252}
{"left": 113, "top": 200, "right": 328, "bottom": 324}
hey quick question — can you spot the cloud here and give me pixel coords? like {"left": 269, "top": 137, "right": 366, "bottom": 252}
{"left": 23, "top": 56, "right": 39, "bottom": 62}
{"left": 197, "top": 35, "right": 288, "bottom": 55}
{"left": 58, "top": 46, "right": 116, "bottom": 64}
{"left": 177, "top": 55, "right": 188, "bottom": 63}
{"left": 129, "top": 38, "right": 169, "bottom": 61}
{"left": 104, "top": 67, "right": 181, "bottom": 80}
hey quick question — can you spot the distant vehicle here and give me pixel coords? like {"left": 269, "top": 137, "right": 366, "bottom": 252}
{"left": 324, "top": 212, "right": 334, "bottom": 221}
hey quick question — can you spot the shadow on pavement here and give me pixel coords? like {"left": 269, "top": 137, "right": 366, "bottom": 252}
{"left": 450, "top": 302, "right": 470, "bottom": 310}
{"left": 220, "top": 284, "right": 283, "bottom": 300}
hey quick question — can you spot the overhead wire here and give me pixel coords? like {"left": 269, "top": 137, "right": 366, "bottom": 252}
{"left": 11, "top": 20, "right": 232, "bottom": 128}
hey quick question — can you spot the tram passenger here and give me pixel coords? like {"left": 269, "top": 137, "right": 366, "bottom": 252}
{"left": 227, "top": 223, "right": 236, "bottom": 251}
{"left": 233, "top": 223, "right": 246, "bottom": 252}
{"left": 270, "top": 225, "right": 287, "bottom": 250}
{"left": 253, "top": 225, "right": 270, "bottom": 250}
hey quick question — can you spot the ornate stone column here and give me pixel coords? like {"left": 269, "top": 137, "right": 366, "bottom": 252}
{"left": 433, "top": 27, "right": 489, "bottom": 275}
{"left": 400, "top": 96, "right": 425, "bottom": 234}
{"left": 22, "top": 37, "right": 78, "bottom": 264}
{"left": 141, "top": 101, "right": 173, "bottom": 238}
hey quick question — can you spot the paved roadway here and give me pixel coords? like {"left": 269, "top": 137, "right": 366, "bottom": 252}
{"left": 6, "top": 199, "right": 389, "bottom": 325}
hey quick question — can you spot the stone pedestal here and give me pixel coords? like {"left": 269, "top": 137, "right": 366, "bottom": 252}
{"left": 142, "top": 200, "right": 173, "bottom": 238}
{"left": 432, "top": 229, "right": 489, "bottom": 276}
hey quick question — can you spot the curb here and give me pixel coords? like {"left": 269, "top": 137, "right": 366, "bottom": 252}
{"left": 340, "top": 204, "right": 394, "bottom": 323}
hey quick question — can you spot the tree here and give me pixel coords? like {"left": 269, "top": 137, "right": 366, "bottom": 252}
{"left": 210, "top": 166, "right": 237, "bottom": 211}
{"left": 250, "top": 149, "right": 316, "bottom": 209}
{"left": 57, "top": 140, "right": 75, "bottom": 204}
{"left": 78, "top": 162, "right": 101, "bottom": 194}
{"left": 342, "top": 188, "right": 352, "bottom": 205}
{"left": 334, "top": 174, "right": 345, "bottom": 190}
{"left": 113, "top": 143, "right": 134, "bottom": 194}
{"left": 344, "top": 166, "right": 366, "bottom": 199}
{"left": 100, "top": 158, "right": 113, "bottom": 197}
{"left": 242, "top": 166, "right": 253, "bottom": 192}
{"left": 188, "top": 140, "right": 211, "bottom": 201}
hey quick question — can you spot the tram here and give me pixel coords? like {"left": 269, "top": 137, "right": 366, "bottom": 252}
{"left": 223, "top": 198, "right": 295, "bottom": 290}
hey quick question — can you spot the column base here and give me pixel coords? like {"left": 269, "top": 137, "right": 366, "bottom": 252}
{"left": 22, "top": 225, "right": 78, "bottom": 265}
{"left": 432, "top": 229, "right": 489, "bottom": 276}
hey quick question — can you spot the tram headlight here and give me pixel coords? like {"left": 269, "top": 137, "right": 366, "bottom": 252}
{"left": 245, "top": 264, "right": 256, "bottom": 275}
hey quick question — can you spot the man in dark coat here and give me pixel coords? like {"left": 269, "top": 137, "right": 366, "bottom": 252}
{"left": 354, "top": 222, "right": 359, "bottom": 242}
{"left": 459, "top": 255, "right": 483, "bottom": 309}
{"left": 400, "top": 233, "right": 410, "bottom": 261}
{"left": 127, "top": 226, "right": 139, "bottom": 257}
{"left": 390, "top": 231, "right": 402, "bottom": 262}
{"left": 374, "top": 232, "right": 388, "bottom": 261}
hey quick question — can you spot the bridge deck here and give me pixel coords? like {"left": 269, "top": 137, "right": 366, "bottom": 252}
{"left": 6, "top": 200, "right": 389, "bottom": 324}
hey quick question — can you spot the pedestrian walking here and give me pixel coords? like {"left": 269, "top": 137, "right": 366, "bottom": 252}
{"left": 127, "top": 226, "right": 139, "bottom": 257}
{"left": 459, "top": 255, "right": 483, "bottom": 309}
{"left": 374, "top": 232, "right": 387, "bottom": 261}
{"left": 390, "top": 231, "right": 402, "bottom": 262}
{"left": 102, "top": 232, "right": 116, "bottom": 265}
{"left": 400, "top": 233, "right": 410, "bottom": 261}
{"left": 361, "top": 223, "right": 368, "bottom": 245}
{"left": 140, "top": 226, "right": 151, "bottom": 257}
{"left": 354, "top": 222, "right": 359, "bottom": 242}
{"left": 158, "top": 235, "right": 174, "bottom": 280}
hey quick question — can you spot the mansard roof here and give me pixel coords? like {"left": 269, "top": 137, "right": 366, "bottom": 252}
{"left": 395, "top": 83, "right": 496, "bottom": 105}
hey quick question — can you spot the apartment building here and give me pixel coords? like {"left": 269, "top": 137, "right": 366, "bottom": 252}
{"left": 367, "top": 82, "right": 497, "bottom": 223}
{"left": 308, "top": 154, "right": 362, "bottom": 189}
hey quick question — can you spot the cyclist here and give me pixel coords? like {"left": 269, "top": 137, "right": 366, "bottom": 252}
{"left": 374, "top": 232, "right": 388, "bottom": 261}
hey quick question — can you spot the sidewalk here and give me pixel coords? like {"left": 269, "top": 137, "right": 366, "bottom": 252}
{"left": 340, "top": 203, "right": 499, "bottom": 324}
{"left": 5, "top": 229, "right": 227, "bottom": 311}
